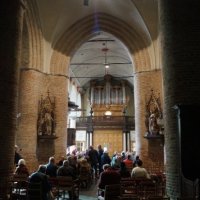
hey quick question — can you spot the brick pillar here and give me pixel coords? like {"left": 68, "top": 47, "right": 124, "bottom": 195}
{"left": 18, "top": 69, "right": 68, "bottom": 171}
{"left": 134, "top": 70, "right": 163, "bottom": 168}
{"left": 0, "top": 0, "right": 25, "bottom": 198}
{"left": 159, "top": 1, "right": 200, "bottom": 198}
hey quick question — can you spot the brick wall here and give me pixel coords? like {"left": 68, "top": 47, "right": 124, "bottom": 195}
{"left": 134, "top": 69, "right": 164, "bottom": 170}
{"left": 17, "top": 69, "right": 68, "bottom": 172}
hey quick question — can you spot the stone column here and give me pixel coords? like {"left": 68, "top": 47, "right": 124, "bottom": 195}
{"left": 17, "top": 70, "right": 68, "bottom": 171}
{"left": 159, "top": 1, "right": 200, "bottom": 198}
{"left": 127, "top": 132, "right": 130, "bottom": 151}
{"left": 86, "top": 132, "right": 91, "bottom": 149}
{"left": 90, "top": 132, "right": 93, "bottom": 146}
{"left": 122, "top": 132, "right": 131, "bottom": 152}
{"left": 122, "top": 132, "right": 126, "bottom": 151}
{"left": 134, "top": 70, "right": 163, "bottom": 166}
{"left": 0, "top": 0, "right": 26, "bottom": 198}
{"left": 86, "top": 132, "right": 89, "bottom": 149}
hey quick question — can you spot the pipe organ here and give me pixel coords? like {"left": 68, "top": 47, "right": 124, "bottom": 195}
{"left": 90, "top": 74, "right": 127, "bottom": 106}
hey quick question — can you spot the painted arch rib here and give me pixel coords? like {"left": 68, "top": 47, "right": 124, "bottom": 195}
{"left": 50, "top": 13, "right": 151, "bottom": 75}
{"left": 25, "top": 0, "right": 43, "bottom": 71}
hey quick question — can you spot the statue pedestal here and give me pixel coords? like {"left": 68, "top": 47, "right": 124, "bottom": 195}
{"left": 37, "top": 135, "right": 58, "bottom": 140}
{"left": 144, "top": 132, "right": 164, "bottom": 139}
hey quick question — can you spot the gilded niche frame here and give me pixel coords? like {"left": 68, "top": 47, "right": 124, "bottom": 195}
{"left": 144, "top": 89, "right": 164, "bottom": 138}
{"left": 37, "top": 91, "right": 57, "bottom": 139}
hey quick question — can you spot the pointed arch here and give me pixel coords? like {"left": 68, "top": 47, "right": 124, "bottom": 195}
{"left": 50, "top": 12, "right": 152, "bottom": 75}
{"left": 22, "top": 0, "right": 44, "bottom": 70}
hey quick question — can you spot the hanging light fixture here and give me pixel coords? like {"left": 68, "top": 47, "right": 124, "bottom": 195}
{"left": 105, "top": 64, "right": 109, "bottom": 69}
{"left": 105, "top": 110, "right": 112, "bottom": 116}
{"left": 102, "top": 42, "right": 110, "bottom": 74}
{"left": 83, "top": 0, "right": 89, "bottom": 6}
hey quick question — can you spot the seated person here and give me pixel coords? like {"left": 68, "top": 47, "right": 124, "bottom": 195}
{"left": 67, "top": 155, "right": 78, "bottom": 177}
{"left": 14, "top": 145, "right": 22, "bottom": 166}
{"left": 57, "top": 160, "right": 78, "bottom": 199}
{"left": 101, "top": 150, "right": 111, "bottom": 167}
{"left": 79, "top": 159, "right": 91, "bottom": 173}
{"left": 46, "top": 156, "right": 58, "bottom": 177}
{"left": 134, "top": 155, "right": 142, "bottom": 167}
{"left": 98, "top": 164, "right": 121, "bottom": 197}
{"left": 56, "top": 156, "right": 65, "bottom": 167}
{"left": 123, "top": 154, "right": 134, "bottom": 169}
{"left": 29, "top": 165, "right": 52, "bottom": 200}
{"left": 131, "top": 160, "right": 150, "bottom": 179}
{"left": 57, "top": 160, "right": 77, "bottom": 179}
{"left": 119, "top": 162, "right": 131, "bottom": 178}
{"left": 79, "top": 159, "right": 92, "bottom": 187}
{"left": 111, "top": 154, "right": 122, "bottom": 169}
{"left": 15, "top": 158, "right": 29, "bottom": 177}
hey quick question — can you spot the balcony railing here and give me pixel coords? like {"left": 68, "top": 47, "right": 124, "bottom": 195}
{"left": 76, "top": 116, "right": 135, "bottom": 130}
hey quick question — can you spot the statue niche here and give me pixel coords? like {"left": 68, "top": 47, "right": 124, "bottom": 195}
{"left": 145, "top": 89, "right": 163, "bottom": 137}
{"left": 37, "top": 91, "right": 56, "bottom": 138}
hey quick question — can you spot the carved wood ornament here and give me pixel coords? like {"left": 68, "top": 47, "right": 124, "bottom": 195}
{"left": 37, "top": 91, "right": 56, "bottom": 137}
{"left": 145, "top": 89, "right": 163, "bottom": 136}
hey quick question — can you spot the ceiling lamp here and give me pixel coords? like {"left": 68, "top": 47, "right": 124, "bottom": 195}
{"left": 102, "top": 42, "right": 110, "bottom": 74}
{"left": 105, "top": 110, "right": 112, "bottom": 116}
{"left": 105, "top": 64, "right": 109, "bottom": 69}
{"left": 83, "top": 0, "right": 89, "bottom": 6}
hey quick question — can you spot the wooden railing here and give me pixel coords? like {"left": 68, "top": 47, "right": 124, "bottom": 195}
{"left": 76, "top": 116, "right": 135, "bottom": 130}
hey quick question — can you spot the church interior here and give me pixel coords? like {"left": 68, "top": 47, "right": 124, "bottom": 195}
{"left": 1, "top": 0, "right": 200, "bottom": 200}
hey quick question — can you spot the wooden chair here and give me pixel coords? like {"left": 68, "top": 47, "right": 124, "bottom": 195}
{"left": 27, "top": 182, "right": 43, "bottom": 200}
{"left": 57, "top": 176, "right": 79, "bottom": 200}
{"left": 119, "top": 197, "right": 140, "bottom": 200}
{"left": 147, "top": 196, "right": 170, "bottom": 200}
{"left": 138, "top": 179, "right": 157, "bottom": 199}
{"left": 48, "top": 177, "right": 59, "bottom": 198}
{"left": 10, "top": 175, "right": 29, "bottom": 200}
{"left": 79, "top": 166, "right": 92, "bottom": 188}
{"left": 177, "top": 198, "right": 198, "bottom": 200}
{"left": 104, "top": 184, "right": 121, "bottom": 200}
{"left": 120, "top": 178, "right": 139, "bottom": 198}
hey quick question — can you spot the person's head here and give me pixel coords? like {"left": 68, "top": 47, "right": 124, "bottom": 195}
{"left": 60, "top": 156, "right": 65, "bottom": 161}
{"left": 81, "top": 159, "right": 88, "bottom": 166}
{"left": 121, "top": 151, "right": 125, "bottom": 157}
{"left": 135, "top": 155, "right": 139, "bottom": 160}
{"left": 103, "top": 150, "right": 108, "bottom": 154}
{"left": 97, "top": 145, "right": 102, "bottom": 150}
{"left": 15, "top": 145, "right": 19, "bottom": 151}
{"left": 103, "top": 164, "right": 110, "bottom": 171}
{"left": 49, "top": 156, "right": 55, "bottom": 164}
{"left": 127, "top": 155, "right": 131, "bottom": 160}
{"left": 89, "top": 146, "right": 93, "bottom": 150}
{"left": 120, "top": 162, "right": 126, "bottom": 170}
{"left": 63, "top": 160, "right": 69, "bottom": 167}
{"left": 18, "top": 159, "right": 26, "bottom": 166}
{"left": 137, "top": 160, "right": 143, "bottom": 167}
{"left": 38, "top": 165, "right": 46, "bottom": 173}
{"left": 15, "top": 145, "right": 21, "bottom": 153}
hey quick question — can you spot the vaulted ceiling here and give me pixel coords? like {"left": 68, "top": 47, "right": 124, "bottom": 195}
{"left": 35, "top": 0, "right": 158, "bottom": 89}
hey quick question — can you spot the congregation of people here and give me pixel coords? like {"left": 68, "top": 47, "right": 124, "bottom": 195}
{"left": 13, "top": 144, "right": 153, "bottom": 200}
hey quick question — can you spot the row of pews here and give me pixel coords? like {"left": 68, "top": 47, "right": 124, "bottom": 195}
{"left": 9, "top": 174, "right": 79, "bottom": 200}
{"left": 98, "top": 175, "right": 167, "bottom": 200}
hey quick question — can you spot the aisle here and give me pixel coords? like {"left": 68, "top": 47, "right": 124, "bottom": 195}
{"left": 78, "top": 179, "right": 98, "bottom": 200}
{"left": 56, "top": 178, "right": 98, "bottom": 200}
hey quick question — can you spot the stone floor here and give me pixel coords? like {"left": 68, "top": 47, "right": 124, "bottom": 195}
{"left": 78, "top": 179, "right": 98, "bottom": 200}
{"left": 57, "top": 178, "right": 98, "bottom": 200}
